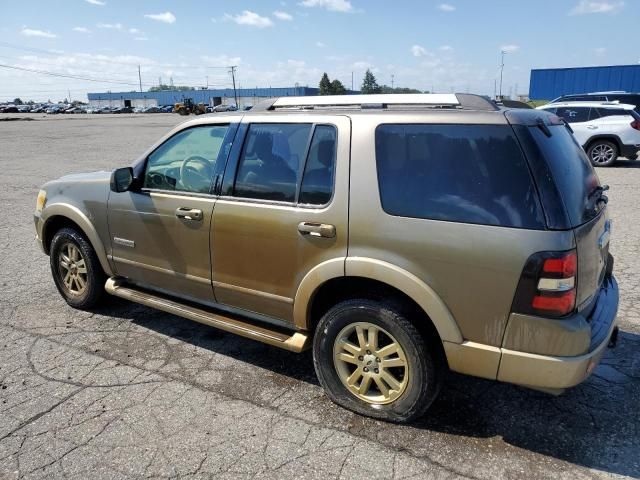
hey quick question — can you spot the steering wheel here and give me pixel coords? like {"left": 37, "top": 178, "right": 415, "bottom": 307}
{"left": 179, "top": 155, "right": 212, "bottom": 191}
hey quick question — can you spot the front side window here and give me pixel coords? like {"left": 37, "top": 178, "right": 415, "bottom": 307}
{"left": 554, "top": 107, "right": 590, "bottom": 123}
{"left": 375, "top": 124, "right": 545, "bottom": 229}
{"left": 144, "top": 125, "right": 230, "bottom": 193}
{"left": 234, "top": 123, "right": 312, "bottom": 202}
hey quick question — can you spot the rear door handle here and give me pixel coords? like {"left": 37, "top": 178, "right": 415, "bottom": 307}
{"left": 297, "top": 222, "right": 336, "bottom": 238}
{"left": 587, "top": 125, "right": 598, "bottom": 130}
{"left": 175, "top": 207, "right": 203, "bottom": 221}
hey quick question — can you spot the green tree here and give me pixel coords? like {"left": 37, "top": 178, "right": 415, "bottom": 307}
{"left": 148, "top": 84, "right": 195, "bottom": 92}
{"left": 330, "top": 79, "right": 347, "bottom": 95}
{"left": 361, "top": 69, "right": 381, "bottom": 94}
{"left": 13, "top": 98, "right": 23, "bottom": 105}
{"left": 319, "top": 73, "right": 332, "bottom": 95}
{"left": 380, "top": 85, "right": 423, "bottom": 94}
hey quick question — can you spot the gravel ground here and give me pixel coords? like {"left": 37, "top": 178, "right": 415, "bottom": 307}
{"left": 0, "top": 113, "right": 639, "bottom": 480}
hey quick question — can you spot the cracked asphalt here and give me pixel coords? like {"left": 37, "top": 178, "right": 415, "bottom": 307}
{"left": 1, "top": 113, "right": 639, "bottom": 479}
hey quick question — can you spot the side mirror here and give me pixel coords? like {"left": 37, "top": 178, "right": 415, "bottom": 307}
{"left": 110, "top": 167, "right": 134, "bottom": 193}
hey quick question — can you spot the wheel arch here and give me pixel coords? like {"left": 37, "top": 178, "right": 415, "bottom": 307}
{"left": 583, "top": 134, "right": 622, "bottom": 152}
{"left": 293, "top": 257, "right": 462, "bottom": 344}
{"left": 41, "top": 204, "right": 113, "bottom": 276}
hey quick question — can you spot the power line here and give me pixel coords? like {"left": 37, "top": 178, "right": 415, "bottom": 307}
{"left": 0, "top": 63, "right": 152, "bottom": 87}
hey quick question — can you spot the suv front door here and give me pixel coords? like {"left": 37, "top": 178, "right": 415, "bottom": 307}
{"left": 108, "top": 123, "right": 234, "bottom": 302}
{"left": 211, "top": 115, "right": 350, "bottom": 323}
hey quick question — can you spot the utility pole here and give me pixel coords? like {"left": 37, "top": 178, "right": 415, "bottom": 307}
{"left": 351, "top": 71, "right": 354, "bottom": 92}
{"left": 391, "top": 74, "right": 395, "bottom": 89}
{"left": 206, "top": 75, "right": 209, "bottom": 89}
{"left": 499, "top": 50, "right": 506, "bottom": 99}
{"left": 138, "top": 65, "right": 142, "bottom": 93}
{"left": 229, "top": 66, "right": 238, "bottom": 106}
{"left": 68, "top": 90, "right": 71, "bottom": 103}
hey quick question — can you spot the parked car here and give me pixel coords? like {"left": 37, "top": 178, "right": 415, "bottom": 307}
{"left": 34, "top": 93, "right": 618, "bottom": 423}
{"left": 211, "top": 104, "right": 238, "bottom": 113}
{"left": 112, "top": 106, "right": 133, "bottom": 114}
{"left": 160, "top": 105, "right": 173, "bottom": 113}
{"left": 551, "top": 91, "right": 640, "bottom": 112}
{"left": 45, "top": 106, "right": 64, "bottom": 114}
{"left": 1, "top": 106, "right": 19, "bottom": 113}
{"left": 142, "top": 106, "right": 162, "bottom": 113}
{"left": 17, "top": 105, "right": 32, "bottom": 113}
{"left": 537, "top": 101, "right": 640, "bottom": 166}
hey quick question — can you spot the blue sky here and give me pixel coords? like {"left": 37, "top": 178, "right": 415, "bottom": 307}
{"left": 0, "top": 0, "right": 637, "bottom": 102}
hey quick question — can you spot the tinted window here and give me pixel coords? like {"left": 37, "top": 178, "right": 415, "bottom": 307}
{"left": 234, "top": 124, "right": 312, "bottom": 202}
{"left": 529, "top": 125, "right": 601, "bottom": 227}
{"left": 299, "top": 126, "right": 337, "bottom": 205}
{"left": 595, "top": 108, "right": 631, "bottom": 118}
{"left": 375, "top": 124, "right": 545, "bottom": 229}
{"left": 144, "top": 125, "right": 229, "bottom": 193}
{"left": 555, "top": 107, "right": 590, "bottom": 123}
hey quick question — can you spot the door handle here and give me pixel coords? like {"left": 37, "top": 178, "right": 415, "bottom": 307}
{"left": 175, "top": 207, "right": 203, "bottom": 221}
{"left": 298, "top": 222, "right": 336, "bottom": 238}
{"left": 587, "top": 125, "right": 598, "bottom": 129}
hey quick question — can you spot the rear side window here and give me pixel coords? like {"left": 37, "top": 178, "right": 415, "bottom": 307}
{"left": 234, "top": 123, "right": 312, "bottom": 202}
{"left": 375, "top": 124, "right": 545, "bottom": 229}
{"left": 595, "top": 108, "right": 631, "bottom": 118}
{"left": 299, "top": 125, "right": 337, "bottom": 205}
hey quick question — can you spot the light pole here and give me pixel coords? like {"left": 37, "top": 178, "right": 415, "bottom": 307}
{"left": 499, "top": 50, "right": 506, "bottom": 99}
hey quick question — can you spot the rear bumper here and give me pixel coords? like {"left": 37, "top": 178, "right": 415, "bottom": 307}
{"left": 620, "top": 144, "right": 639, "bottom": 159}
{"left": 497, "top": 275, "right": 619, "bottom": 389}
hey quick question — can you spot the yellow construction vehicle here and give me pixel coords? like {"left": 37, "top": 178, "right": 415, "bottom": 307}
{"left": 174, "top": 98, "right": 206, "bottom": 116}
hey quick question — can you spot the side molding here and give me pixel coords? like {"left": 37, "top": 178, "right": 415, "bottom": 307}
{"left": 345, "top": 257, "right": 463, "bottom": 343}
{"left": 41, "top": 203, "right": 114, "bottom": 276}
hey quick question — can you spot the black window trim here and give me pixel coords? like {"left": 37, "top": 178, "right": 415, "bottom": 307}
{"left": 222, "top": 121, "right": 338, "bottom": 209}
{"left": 138, "top": 122, "right": 237, "bottom": 197}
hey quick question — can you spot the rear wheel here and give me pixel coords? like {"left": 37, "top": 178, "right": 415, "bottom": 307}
{"left": 587, "top": 140, "right": 618, "bottom": 167}
{"left": 313, "top": 299, "right": 443, "bottom": 423}
{"left": 50, "top": 227, "right": 105, "bottom": 309}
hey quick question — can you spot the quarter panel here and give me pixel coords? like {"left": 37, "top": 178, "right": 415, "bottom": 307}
{"left": 348, "top": 115, "right": 576, "bottom": 347}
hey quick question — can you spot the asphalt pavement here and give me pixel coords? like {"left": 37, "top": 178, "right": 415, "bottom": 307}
{"left": 0, "top": 113, "right": 638, "bottom": 479}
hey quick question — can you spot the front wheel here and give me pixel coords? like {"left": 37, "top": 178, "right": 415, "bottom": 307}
{"left": 587, "top": 140, "right": 618, "bottom": 167}
{"left": 313, "top": 299, "right": 443, "bottom": 423}
{"left": 49, "top": 227, "right": 105, "bottom": 309}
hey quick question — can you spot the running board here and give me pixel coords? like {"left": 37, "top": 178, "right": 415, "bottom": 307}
{"left": 105, "top": 278, "right": 310, "bottom": 352}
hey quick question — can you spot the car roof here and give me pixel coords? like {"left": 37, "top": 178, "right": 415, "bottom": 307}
{"left": 538, "top": 101, "right": 636, "bottom": 110}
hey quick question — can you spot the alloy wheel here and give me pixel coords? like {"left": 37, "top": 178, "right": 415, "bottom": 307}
{"left": 333, "top": 321, "right": 409, "bottom": 404}
{"left": 58, "top": 242, "right": 88, "bottom": 295}
{"left": 591, "top": 144, "right": 615, "bottom": 164}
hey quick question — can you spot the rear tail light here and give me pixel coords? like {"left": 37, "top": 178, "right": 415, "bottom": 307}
{"left": 512, "top": 250, "right": 577, "bottom": 317}
{"left": 631, "top": 120, "right": 640, "bottom": 131}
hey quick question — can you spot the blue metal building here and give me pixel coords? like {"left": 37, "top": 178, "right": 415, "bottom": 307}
{"left": 87, "top": 86, "right": 323, "bottom": 108}
{"left": 529, "top": 65, "right": 640, "bottom": 100}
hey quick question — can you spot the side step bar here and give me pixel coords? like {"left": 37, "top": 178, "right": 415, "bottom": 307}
{"left": 105, "top": 278, "right": 310, "bottom": 352}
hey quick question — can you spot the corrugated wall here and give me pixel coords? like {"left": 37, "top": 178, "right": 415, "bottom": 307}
{"left": 529, "top": 65, "right": 640, "bottom": 100}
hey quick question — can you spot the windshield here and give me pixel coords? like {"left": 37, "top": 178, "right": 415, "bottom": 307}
{"left": 529, "top": 124, "right": 603, "bottom": 227}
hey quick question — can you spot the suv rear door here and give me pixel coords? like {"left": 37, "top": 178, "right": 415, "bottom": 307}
{"left": 211, "top": 114, "right": 350, "bottom": 323}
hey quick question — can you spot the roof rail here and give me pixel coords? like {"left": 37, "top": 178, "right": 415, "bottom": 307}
{"left": 252, "top": 93, "right": 499, "bottom": 112}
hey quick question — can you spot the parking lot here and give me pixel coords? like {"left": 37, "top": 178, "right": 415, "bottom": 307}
{"left": 0, "top": 113, "right": 639, "bottom": 479}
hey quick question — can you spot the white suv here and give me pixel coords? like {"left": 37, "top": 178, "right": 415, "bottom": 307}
{"left": 537, "top": 101, "right": 640, "bottom": 166}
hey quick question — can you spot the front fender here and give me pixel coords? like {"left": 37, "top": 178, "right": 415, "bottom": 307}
{"left": 39, "top": 203, "right": 113, "bottom": 276}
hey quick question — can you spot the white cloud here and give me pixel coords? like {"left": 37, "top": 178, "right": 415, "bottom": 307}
{"left": 201, "top": 54, "right": 242, "bottom": 66}
{"left": 129, "top": 28, "right": 140, "bottom": 34}
{"left": 352, "top": 60, "right": 372, "bottom": 70}
{"left": 85, "top": 0, "right": 106, "bottom": 5}
{"left": 411, "top": 45, "right": 428, "bottom": 57}
{"left": 316, "top": 41, "right": 326, "bottom": 47}
{"left": 134, "top": 36, "right": 149, "bottom": 41}
{"left": 225, "top": 11, "right": 273, "bottom": 28}
{"left": 21, "top": 28, "right": 57, "bottom": 38}
{"left": 570, "top": 1, "right": 624, "bottom": 14}
{"left": 97, "top": 23, "right": 123, "bottom": 30}
{"left": 73, "top": 27, "right": 91, "bottom": 34}
{"left": 594, "top": 47, "right": 607, "bottom": 55}
{"left": 437, "top": 3, "right": 456, "bottom": 11}
{"left": 299, "top": 0, "right": 353, "bottom": 12}
{"left": 144, "top": 12, "right": 176, "bottom": 24}
{"left": 439, "top": 45, "right": 453, "bottom": 51}
{"left": 273, "top": 10, "right": 293, "bottom": 20}
{"left": 500, "top": 44, "right": 520, "bottom": 53}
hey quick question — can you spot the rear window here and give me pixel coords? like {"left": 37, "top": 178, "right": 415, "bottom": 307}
{"left": 375, "top": 124, "right": 545, "bottom": 229}
{"left": 529, "top": 125, "right": 602, "bottom": 227}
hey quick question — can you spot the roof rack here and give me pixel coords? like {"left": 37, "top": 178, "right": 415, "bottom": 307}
{"left": 252, "top": 93, "right": 499, "bottom": 112}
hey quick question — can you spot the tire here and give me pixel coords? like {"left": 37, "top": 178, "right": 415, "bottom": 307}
{"left": 313, "top": 299, "right": 443, "bottom": 423}
{"left": 587, "top": 140, "right": 618, "bottom": 167}
{"left": 49, "top": 227, "right": 105, "bottom": 309}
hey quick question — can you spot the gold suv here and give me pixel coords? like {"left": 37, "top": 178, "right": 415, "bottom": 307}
{"left": 34, "top": 94, "right": 619, "bottom": 422}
